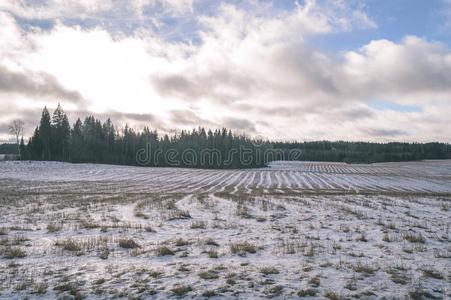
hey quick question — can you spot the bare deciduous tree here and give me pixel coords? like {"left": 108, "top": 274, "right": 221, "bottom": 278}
{"left": 9, "top": 119, "right": 24, "bottom": 154}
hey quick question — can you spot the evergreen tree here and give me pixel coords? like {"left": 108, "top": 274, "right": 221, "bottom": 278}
{"left": 19, "top": 137, "right": 26, "bottom": 160}
{"left": 51, "top": 104, "right": 71, "bottom": 160}
{"left": 28, "top": 127, "right": 42, "bottom": 159}
{"left": 70, "top": 118, "right": 84, "bottom": 162}
{"left": 39, "top": 107, "right": 52, "bottom": 160}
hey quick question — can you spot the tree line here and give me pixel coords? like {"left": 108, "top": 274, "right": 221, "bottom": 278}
{"left": 0, "top": 143, "right": 18, "bottom": 155}
{"left": 9, "top": 105, "right": 451, "bottom": 168}
{"left": 22, "top": 105, "right": 268, "bottom": 168}
{"left": 272, "top": 140, "right": 451, "bottom": 163}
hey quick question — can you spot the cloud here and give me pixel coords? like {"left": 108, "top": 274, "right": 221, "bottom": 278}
{"left": 341, "top": 36, "right": 451, "bottom": 99}
{"left": 0, "top": 0, "right": 113, "bottom": 20}
{"left": 0, "top": 0, "right": 193, "bottom": 30}
{"left": 222, "top": 117, "right": 256, "bottom": 133}
{"left": 324, "top": 0, "right": 377, "bottom": 30}
{"left": 111, "top": 111, "right": 156, "bottom": 123}
{"left": 149, "top": 7, "right": 451, "bottom": 143}
{"left": 169, "top": 109, "right": 213, "bottom": 126}
{"left": 153, "top": 75, "right": 202, "bottom": 99}
{"left": 152, "top": 70, "right": 257, "bottom": 103}
{"left": 150, "top": 2, "right": 341, "bottom": 106}
{"left": 0, "top": 107, "right": 51, "bottom": 141}
{"left": 442, "top": 0, "right": 451, "bottom": 29}
{"left": 351, "top": 10, "right": 377, "bottom": 29}
{"left": 152, "top": 24, "right": 451, "bottom": 109}
{"left": 366, "top": 128, "right": 409, "bottom": 138}
{"left": 151, "top": 0, "right": 193, "bottom": 15}
{"left": 0, "top": 64, "right": 83, "bottom": 102}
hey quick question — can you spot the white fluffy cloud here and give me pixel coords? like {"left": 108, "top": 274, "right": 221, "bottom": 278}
{"left": 1, "top": 0, "right": 451, "bottom": 142}
{"left": 342, "top": 37, "right": 451, "bottom": 99}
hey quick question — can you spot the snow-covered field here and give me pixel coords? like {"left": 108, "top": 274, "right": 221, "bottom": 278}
{"left": 0, "top": 161, "right": 450, "bottom": 299}
{"left": 1, "top": 160, "right": 451, "bottom": 194}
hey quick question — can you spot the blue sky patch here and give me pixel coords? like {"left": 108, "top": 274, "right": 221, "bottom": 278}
{"left": 369, "top": 100, "right": 423, "bottom": 113}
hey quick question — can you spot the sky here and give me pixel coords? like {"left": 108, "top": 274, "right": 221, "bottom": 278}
{"left": 1, "top": 0, "right": 451, "bottom": 143}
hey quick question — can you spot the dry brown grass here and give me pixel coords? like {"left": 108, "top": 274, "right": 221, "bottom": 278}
{"left": 230, "top": 242, "right": 257, "bottom": 254}
{"left": 118, "top": 238, "right": 141, "bottom": 249}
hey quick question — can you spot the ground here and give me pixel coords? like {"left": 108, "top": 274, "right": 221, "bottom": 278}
{"left": 0, "top": 161, "right": 450, "bottom": 299}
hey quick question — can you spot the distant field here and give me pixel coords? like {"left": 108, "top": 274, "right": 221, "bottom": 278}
{"left": 0, "top": 161, "right": 450, "bottom": 299}
{"left": 1, "top": 160, "right": 451, "bottom": 194}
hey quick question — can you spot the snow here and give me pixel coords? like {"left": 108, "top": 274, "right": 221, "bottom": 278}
{"left": 0, "top": 160, "right": 450, "bottom": 299}
{"left": 1, "top": 160, "right": 451, "bottom": 194}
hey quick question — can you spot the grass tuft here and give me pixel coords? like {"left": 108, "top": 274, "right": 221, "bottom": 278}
{"left": 403, "top": 232, "right": 425, "bottom": 243}
{"left": 54, "top": 239, "right": 81, "bottom": 252}
{"left": 190, "top": 220, "right": 207, "bottom": 229}
{"left": 198, "top": 270, "right": 219, "bottom": 280}
{"left": 171, "top": 284, "right": 192, "bottom": 296}
{"left": 230, "top": 242, "right": 257, "bottom": 254}
{"left": 47, "top": 223, "right": 62, "bottom": 233}
{"left": 156, "top": 246, "right": 175, "bottom": 256}
{"left": 207, "top": 249, "right": 218, "bottom": 258}
{"left": 324, "top": 290, "right": 342, "bottom": 300}
{"left": 174, "top": 238, "right": 190, "bottom": 247}
{"left": 2, "top": 246, "right": 27, "bottom": 259}
{"left": 118, "top": 238, "right": 140, "bottom": 249}
{"left": 260, "top": 266, "right": 279, "bottom": 275}
{"left": 421, "top": 268, "right": 444, "bottom": 279}
{"left": 298, "top": 289, "right": 317, "bottom": 297}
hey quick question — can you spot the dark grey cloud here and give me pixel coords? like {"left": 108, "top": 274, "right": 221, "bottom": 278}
{"left": 341, "top": 106, "right": 375, "bottom": 119}
{"left": 272, "top": 42, "right": 339, "bottom": 95}
{"left": 170, "top": 109, "right": 214, "bottom": 126}
{"left": 106, "top": 111, "right": 156, "bottom": 123}
{"left": 0, "top": 107, "right": 46, "bottom": 137}
{"left": 151, "top": 70, "right": 257, "bottom": 103}
{"left": 366, "top": 128, "right": 409, "bottom": 138}
{"left": 0, "top": 122, "right": 11, "bottom": 135}
{"left": 153, "top": 75, "right": 202, "bottom": 99}
{"left": 222, "top": 117, "right": 256, "bottom": 133}
{"left": 0, "top": 64, "right": 83, "bottom": 102}
{"left": 238, "top": 104, "right": 296, "bottom": 118}
{"left": 230, "top": 102, "right": 375, "bottom": 122}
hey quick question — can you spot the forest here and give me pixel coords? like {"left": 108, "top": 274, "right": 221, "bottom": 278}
{"left": 7, "top": 105, "right": 451, "bottom": 168}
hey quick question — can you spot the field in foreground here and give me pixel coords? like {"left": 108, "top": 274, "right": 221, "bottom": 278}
{"left": 0, "top": 161, "right": 450, "bottom": 299}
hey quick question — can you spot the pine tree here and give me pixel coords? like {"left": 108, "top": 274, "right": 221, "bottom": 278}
{"left": 19, "top": 137, "right": 26, "bottom": 160}
{"left": 61, "top": 113, "right": 71, "bottom": 160}
{"left": 51, "top": 104, "right": 71, "bottom": 160}
{"left": 28, "top": 127, "right": 41, "bottom": 159}
{"left": 39, "top": 107, "right": 52, "bottom": 160}
{"left": 71, "top": 118, "right": 83, "bottom": 162}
